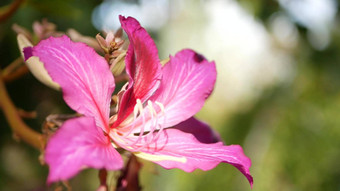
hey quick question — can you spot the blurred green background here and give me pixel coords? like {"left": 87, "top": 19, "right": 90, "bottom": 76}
{"left": 1, "top": 0, "right": 340, "bottom": 190}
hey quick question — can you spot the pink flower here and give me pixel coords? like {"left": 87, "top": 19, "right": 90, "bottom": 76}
{"left": 24, "top": 16, "right": 253, "bottom": 187}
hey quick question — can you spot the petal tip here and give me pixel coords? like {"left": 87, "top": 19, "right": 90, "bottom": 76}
{"left": 249, "top": 176, "right": 254, "bottom": 189}
{"left": 119, "top": 15, "right": 126, "bottom": 22}
{"left": 119, "top": 15, "right": 141, "bottom": 34}
{"left": 23, "top": 47, "right": 33, "bottom": 61}
{"left": 193, "top": 52, "right": 205, "bottom": 63}
{"left": 231, "top": 145, "right": 253, "bottom": 188}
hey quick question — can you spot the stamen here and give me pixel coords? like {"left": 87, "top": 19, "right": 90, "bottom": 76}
{"left": 138, "top": 101, "right": 166, "bottom": 150}
{"left": 137, "top": 101, "right": 159, "bottom": 149}
{"left": 146, "top": 100, "right": 158, "bottom": 137}
{"left": 122, "top": 99, "right": 143, "bottom": 138}
{"left": 155, "top": 101, "right": 164, "bottom": 112}
{"left": 123, "top": 99, "right": 147, "bottom": 149}
{"left": 131, "top": 101, "right": 155, "bottom": 150}
{"left": 152, "top": 101, "right": 166, "bottom": 141}
{"left": 113, "top": 99, "right": 167, "bottom": 152}
{"left": 110, "top": 130, "right": 135, "bottom": 150}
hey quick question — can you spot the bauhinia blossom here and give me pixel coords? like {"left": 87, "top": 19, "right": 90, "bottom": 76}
{"left": 24, "top": 16, "right": 253, "bottom": 187}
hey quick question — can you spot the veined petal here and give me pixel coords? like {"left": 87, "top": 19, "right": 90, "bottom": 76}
{"left": 152, "top": 49, "right": 216, "bottom": 127}
{"left": 114, "top": 16, "right": 162, "bottom": 127}
{"left": 118, "top": 128, "right": 253, "bottom": 187}
{"left": 24, "top": 36, "right": 114, "bottom": 132}
{"left": 124, "top": 49, "right": 216, "bottom": 134}
{"left": 45, "top": 117, "right": 123, "bottom": 183}
{"left": 120, "top": 16, "right": 162, "bottom": 101}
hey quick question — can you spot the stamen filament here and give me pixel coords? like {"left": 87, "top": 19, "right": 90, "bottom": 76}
{"left": 112, "top": 99, "right": 167, "bottom": 152}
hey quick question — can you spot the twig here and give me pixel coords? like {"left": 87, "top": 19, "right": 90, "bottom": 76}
{"left": 0, "top": 70, "right": 43, "bottom": 149}
{"left": 0, "top": 0, "right": 25, "bottom": 22}
{"left": 2, "top": 57, "right": 29, "bottom": 83}
{"left": 2, "top": 57, "right": 23, "bottom": 75}
{"left": 2, "top": 65, "right": 29, "bottom": 83}
{"left": 17, "top": 108, "right": 37, "bottom": 119}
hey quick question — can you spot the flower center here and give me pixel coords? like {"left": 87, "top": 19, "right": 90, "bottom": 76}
{"left": 110, "top": 98, "right": 166, "bottom": 151}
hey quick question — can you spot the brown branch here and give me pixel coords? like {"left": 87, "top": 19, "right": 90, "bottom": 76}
{"left": 17, "top": 108, "right": 37, "bottom": 119}
{"left": 0, "top": 0, "right": 25, "bottom": 22}
{"left": 0, "top": 70, "right": 43, "bottom": 149}
{"left": 2, "top": 57, "right": 23, "bottom": 75}
{"left": 3, "top": 65, "right": 29, "bottom": 82}
{"left": 1, "top": 57, "right": 29, "bottom": 83}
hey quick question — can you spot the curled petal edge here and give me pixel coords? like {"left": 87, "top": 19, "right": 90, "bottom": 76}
{"left": 18, "top": 34, "right": 60, "bottom": 90}
{"left": 112, "top": 128, "right": 253, "bottom": 187}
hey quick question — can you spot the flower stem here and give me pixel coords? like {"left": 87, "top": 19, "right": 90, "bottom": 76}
{"left": 0, "top": 0, "right": 25, "bottom": 22}
{"left": 0, "top": 70, "right": 43, "bottom": 149}
{"left": 2, "top": 57, "right": 29, "bottom": 83}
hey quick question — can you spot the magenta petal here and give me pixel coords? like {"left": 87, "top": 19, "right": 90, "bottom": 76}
{"left": 129, "top": 128, "right": 253, "bottom": 187}
{"left": 148, "top": 49, "right": 216, "bottom": 128}
{"left": 122, "top": 49, "right": 216, "bottom": 134}
{"left": 114, "top": 16, "right": 162, "bottom": 127}
{"left": 174, "top": 117, "right": 221, "bottom": 144}
{"left": 45, "top": 117, "right": 123, "bottom": 183}
{"left": 120, "top": 16, "right": 162, "bottom": 101}
{"left": 28, "top": 36, "right": 114, "bottom": 132}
